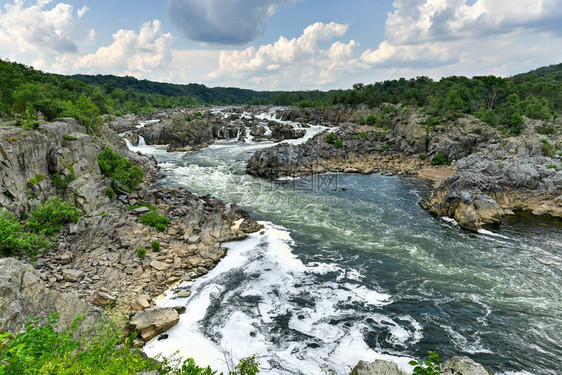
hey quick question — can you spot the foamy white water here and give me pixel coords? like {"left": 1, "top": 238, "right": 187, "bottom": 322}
{"left": 144, "top": 222, "right": 415, "bottom": 374}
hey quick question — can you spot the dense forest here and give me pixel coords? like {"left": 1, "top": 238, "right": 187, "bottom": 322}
{"left": 1, "top": 58, "right": 560, "bottom": 135}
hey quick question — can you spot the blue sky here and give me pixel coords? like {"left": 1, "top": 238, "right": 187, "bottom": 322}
{"left": 0, "top": 0, "right": 561, "bottom": 90}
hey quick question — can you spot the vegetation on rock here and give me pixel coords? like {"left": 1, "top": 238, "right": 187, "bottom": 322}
{"left": 97, "top": 147, "right": 144, "bottom": 191}
{"left": 26, "top": 197, "right": 82, "bottom": 235}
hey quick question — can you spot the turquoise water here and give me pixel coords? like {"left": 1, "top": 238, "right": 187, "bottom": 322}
{"left": 131, "top": 128, "right": 562, "bottom": 375}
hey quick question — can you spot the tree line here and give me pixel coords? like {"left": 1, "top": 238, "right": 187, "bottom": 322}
{"left": 1, "top": 58, "right": 560, "bottom": 134}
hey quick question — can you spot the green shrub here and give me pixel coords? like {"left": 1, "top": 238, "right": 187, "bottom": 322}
{"left": 140, "top": 212, "right": 169, "bottom": 231}
{"left": 137, "top": 247, "right": 146, "bottom": 259}
{"left": 0, "top": 313, "right": 160, "bottom": 375}
{"left": 419, "top": 153, "right": 427, "bottom": 160}
{"left": 431, "top": 153, "right": 450, "bottom": 166}
{"left": 151, "top": 240, "right": 160, "bottom": 252}
{"left": 333, "top": 139, "right": 344, "bottom": 148}
{"left": 50, "top": 172, "right": 75, "bottom": 192}
{"left": 325, "top": 132, "right": 338, "bottom": 144}
{"left": 26, "top": 197, "right": 81, "bottom": 235}
{"left": 541, "top": 139, "right": 556, "bottom": 158}
{"left": 409, "top": 351, "right": 441, "bottom": 375}
{"left": 365, "top": 113, "right": 377, "bottom": 125}
{"left": 546, "top": 163, "right": 559, "bottom": 171}
{"left": 0, "top": 211, "right": 49, "bottom": 256}
{"left": 98, "top": 147, "right": 144, "bottom": 191}
{"left": 63, "top": 135, "right": 78, "bottom": 141}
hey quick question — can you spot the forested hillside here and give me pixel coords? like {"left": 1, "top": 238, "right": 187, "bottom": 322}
{"left": 1, "top": 58, "right": 560, "bottom": 136}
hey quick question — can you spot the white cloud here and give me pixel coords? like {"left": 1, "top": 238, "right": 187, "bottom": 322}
{"left": 209, "top": 22, "right": 359, "bottom": 87}
{"left": 166, "top": 0, "right": 300, "bottom": 44}
{"left": 0, "top": 0, "right": 94, "bottom": 67}
{"left": 62, "top": 20, "right": 174, "bottom": 77}
{"left": 77, "top": 6, "right": 89, "bottom": 19}
{"left": 364, "top": 0, "right": 562, "bottom": 68}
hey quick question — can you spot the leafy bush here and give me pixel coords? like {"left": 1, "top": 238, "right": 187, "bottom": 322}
{"left": 137, "top": 247, "right": 146, "bottom": 259}
{"left": 541, "top": 139, "right": 556, "bottom": 158}
{"left": 546, "top": 163, "right": 558, "bottom": 171}
{"left": 98, "top": 147, "right": 144, "bottom": 191}
{"left": 325, "top": 132, "right": 344, "bottom": 148}
{"left": 365, "top": 113, "right": 377, "bottom": 125}
{"left": 0, "top": 313, "right": 159, "bottom": 375}
{"left": 0, "top": 210, "right": 49, "bottom": 256}
{"left": 151, "top": 240, "right": 160, "bottom": 252}
{"left": 409, "top": 351, "right": 441, "bottom": 375}
{"left": 64, "top": 135, "right": 78, "bottom": 141}
{"left": 51, "top": 171, "right": 76, "bottom": 192}
{"left": 418, "top": 153, "right": 427, "bottom": 160}
{"left": 325, "top": 132, "right": 338, "bottom": 144}
{"left": 140, "top": 212, "right": 169, "bottom": 231}
{"left": 0, "top": 313, "right": 261, "bottom": 375}
{"left": 26, "top": 197, "right": 82, "bottom": 235}
{"left": 431, "top": 153, "right": 450, "bottom": 166}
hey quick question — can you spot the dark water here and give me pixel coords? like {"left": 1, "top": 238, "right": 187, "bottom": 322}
{"left": 132, "top": 127, "right": 562, "bottom": 375}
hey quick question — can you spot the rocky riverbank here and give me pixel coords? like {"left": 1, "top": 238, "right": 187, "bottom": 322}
{"left": 0, "top": 117, "right": 261, "bottom": 342}
{"left": 246, "top": 105, "right": 562, "bottom": 231}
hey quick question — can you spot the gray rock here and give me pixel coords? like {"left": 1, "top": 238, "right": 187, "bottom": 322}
{"left": 62, "top": 269, "right": 85, "bottom": 282}
{"left": 0, "top": 258, "right": 100, "bottom": 334}
{"left": 351, "top": 359, "right": 402, "bottom": 375}
{"left": 442, "top": 356, "right": 489, "bottom": 375}
{"left": 129, "top": 307, "right": 179, "bottom": 341}
{"left": 133, "top": 206, "right": 150, "bottom": 214}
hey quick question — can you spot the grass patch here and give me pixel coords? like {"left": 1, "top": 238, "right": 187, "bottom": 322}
{"left": 63, "top": 135, "right": 78, "bottom": 141}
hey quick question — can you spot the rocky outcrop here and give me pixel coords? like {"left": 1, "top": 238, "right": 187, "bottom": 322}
{"left": 442, "top": 356, "right": 489, "bottom": 375}
{"left": 247, "top": 123, "right": 428, "bottom": 178}
{"left": 137, "top": 113, "right": 216, "bottom": 152}
{"left": 0, "top": 118, "right": 112, "bottom": 216}
{"left": 107, "top": 114, "right": 138, "bottom": 133}
{"left": 0, "top": 257, "right": 100, "bottom": 334}
{"left": 351, "top": 359, "right": 402, "bottom": 375}
{"left": 129, "top": 307, "right": 179, "bottom": 342}
{"left": 422, "top": 135, "right": 561, "bottom": 230}
{"left": 351, "top": 356, "right": 489, "bottom": 375}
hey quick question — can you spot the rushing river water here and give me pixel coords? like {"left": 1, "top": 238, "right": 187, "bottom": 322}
{"left": 128, "top": 113, "right": 562, "bottom": 375}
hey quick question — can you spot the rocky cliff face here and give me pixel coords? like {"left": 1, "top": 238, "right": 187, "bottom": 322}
{"left": 0, "top": 117, "right": 262, "bottom": 335}
{"left": 0, "top": 118, "right": 111, "bottom": 216}
{"left": 247, "top": 105, "right": 562, "bottom": 231}
{"left": 0, "top": 257, "right": 100, "bottom": 334}
{"left": 421, "top": 133, "right": 562, "bottom": 230}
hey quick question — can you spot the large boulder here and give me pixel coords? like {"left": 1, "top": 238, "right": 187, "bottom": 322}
{"left": 351, "top": 360, "right": 402, "bottom": 375}
{"left": 129, "top": 307, "right": 179, "bottom": 341}
{"left": 442, "top": 356, "right": 489, "bottom": 375}
{"left": 0, "top": 257, "right": 100, "bottom": 334}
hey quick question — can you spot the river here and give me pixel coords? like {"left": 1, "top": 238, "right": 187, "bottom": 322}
{"left": 127, "top": 111, "right": 562, "bottom": 375}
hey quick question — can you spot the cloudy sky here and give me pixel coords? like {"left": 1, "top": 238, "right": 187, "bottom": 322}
{"left": 0, "top": 0, "right": 561, "bottom": 90}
